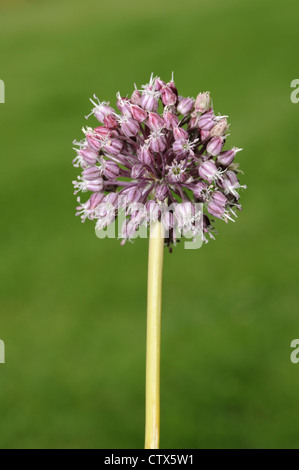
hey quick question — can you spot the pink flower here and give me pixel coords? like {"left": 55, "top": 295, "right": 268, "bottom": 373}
{"left": 73, "top": 73, "right": 245, "bottom": 245}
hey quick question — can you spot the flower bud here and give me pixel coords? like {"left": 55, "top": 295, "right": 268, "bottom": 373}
{"left": 187, "top": 115, "right": 199, "bottom": 130}
{"left": 177, "top": 97, "right": 194, "bottom": 115}
{"left": 161, "top": 86, "right": 177, "bottom": 106}
{"left": 86, "top": 178, "right": 103, "bottom": 192}
{"left": 94, "top": 126, "right": 111, "bottom": 138}
{"left": 79, "top": 148, "right": 98, "bottom": 166}
{"left": 138, "top": 145, "right": 153, "bottom": 165}
{"left": 87, "top": 135, "right": 102, "bottom": 152}
{"left": 105, "top": 192, "right": 118, "bottom": 206}
{"left": 173, "top": 126, "right": 189, "bottom": 141}
{"left": 148, "top": 112, "right": 164, "bottom": 130}
{"left": 211, "top": 191, "right": 227, "bottom": 207}
{"left": 82, "top": 166, "right": 101, "bottom": 180}
{"left": 140, "top": 93, "right": 159, "bottom": 112}
{"left": 120, "top": 117, "right": 139, "bottom": 137}
{"left": 207, "top": 201, "right": 225, "bottom": 219}
{"left": 198, "top": 113, "right": 215, "bottom": 131}
{"left": 210, "top": 118, "right": 228, "bottom": 137}
{"left": 89, "top": 192, "right": 105, "bottom": 210}
{"left": 89, "top": 100, "right": 114, "bottom": 123}
{"left": 167, "top": 77, "right": 178, "bottom": 95}
{"left": 116, "top": 93, "right": 132, "bottom": 116}
{"left": 163, "top": 110, "right": 179, "bottom": 129}
{"left": 206, "top": 136, "right": 224, "bottom": 156}
{"left": 198, "top": 160, "right": 218, "bottom": 183}
{"left": 103, "top": 138, "right": 123, "bottom": 155}
{"left": 149, "top": 132, "right": 167, "bottom": 153}
{"left": 217, "top": 147, "right": 242, "bottom": 167}
{"left": 125, "top": 187, "right": 142, "bottom": 203}
{"left": 155, "top": 78, "right": 166, "bottom": 91}
{"left": 200, "top": 130, "right": 210, "bottom": 142}
{"left": 193, "top": 182, "right": 208, "bottom": 201}
{"left": 194, "top": 92, "right": 210, "bottom": 113}
{"left": 131, "top": 105, "right": 147, "bottom": 122}
{"left": 218, "top": 170, "right": 246, "bottom": 199}
{"left": 104, "top": 114, "right": 118, "bottom": 129}
{"left": 104, "top": 161, "right": 120, "bottom": 179}
{"left": 155, "top": 184, "right": 168, "bottom": 201}
{"left": 131, "top": 88, "right": 142, "bottom": 106}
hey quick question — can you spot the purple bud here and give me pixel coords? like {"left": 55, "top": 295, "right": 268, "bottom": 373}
{"left": 161, "top": 86, "right": 177, "bottom": 106}
{"left": 211, "top": 191, "right": 227, "bottom": 207}
{"left": 94, "top": 126, "right": 112, "bottom": 139}
{"left": 187, "top": 115, "right": 199, "bottom": 130}
{"left": 120, "top": 116, "right": 139, "bottom": 137}
{"left": 217, "top": 147, "right": 242, "bottom": 167}
{"left": 148, "top": 112, "right": 164, "bottom": 130}
{"left": 173, "top": 126, "right": 189, "bottom": 141}
{"left": 82, "top": 166, "right": 101, "bottom": 180}
{"left": 155, "top": 78, "right": 166, "bottom": 91}
{"left": 138, "top": 145, "right": 153, "bottom": 165}
{"left": 218, "top": 170, "right": 245, "bottom": 199}
{"left": 86, "top": 178, "right": 103, "bottom": 192}
{"left": 104, "top": 114, "right": 118, "bottom": 129}
{"left": 177, "top": 97, "right": 194, "bottom": 115}
{"left": 163, "top": 110, "right": 179, "bottom": 129}
{"left": 200, "top": 130, "right": 210, "bottom": 142}
{"left": 210, "top": 118, "right": 228, "bottom": 137}
{"left": 149, "top": 132, "right": 167, "bottom": 153}
{"left": 122, "top": 218, "right": 139, "bottom": 240}
{"left": 193, "top": 181, "right": 208, "bottom": 201}
{"left": 79, "top": 148, "right": 98, "bottom": 166}
{"left": 116, "top": 93, "right": 132, "bottom": 116}
{"left": 206, "top": 136, "right": 224, "bottom": 157}
{"left": 104, "top": 161, "right": 119, "bottom": 179}
{"left": 140, "top": 93, "right": 159, "bottom": 112}
{"left": 207, "top": 201, "right": 225, "bottom": 219}
{"left": 172, "top": 139, "right": 193, "bottom": 158}
{"left": 131, "top": 89, "right": 142, "bottom": 106}
{"left": 194, "top": 92, "right": 210, "bottom": 113}
{"left": 89, "top": 192, "right": 105, "bottom": 210}
{"left": 167, "top": 76, "right": 178, "bottom": 95}
{"left": 87, "top": 135, "right": 102, "bottom": 152}
{"left": 105, "top": 192, "right": 118, "bottom": 206}
{"left": 131, "top": 105, "right": 147, "bottom": 123}
{"left": 198, "top": 160, "right": 218, "bottom": 183}
{"left": 103, "top": 138, "right": 123, "bottom": 155}
{"left": 198, "top": 114, "right": 215, "bottom": 131}
{"left": 125, "top": 186, "right": 142, "bottom": 203}
{"left": 155, "top": 184, "right": 168, "bottom": 201}
{"left": 89, "top": 100, "right": 114, "bottom": 124}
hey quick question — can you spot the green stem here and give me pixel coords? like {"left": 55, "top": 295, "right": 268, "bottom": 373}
{"left": 144, "top": 219, "right": 165, "bottom": 449}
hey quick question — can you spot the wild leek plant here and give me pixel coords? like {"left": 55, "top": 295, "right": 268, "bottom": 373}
{"left": 72, "top": 74, "right": 245, "bottom": 448}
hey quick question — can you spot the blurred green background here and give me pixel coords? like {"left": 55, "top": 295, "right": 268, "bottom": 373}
{"left": 0, "top": 0, "right": 298, "bottom": 449}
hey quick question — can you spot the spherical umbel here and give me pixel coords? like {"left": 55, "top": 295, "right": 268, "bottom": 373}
{"left": 72, "top": 74, "right": 246, "bottom": 246}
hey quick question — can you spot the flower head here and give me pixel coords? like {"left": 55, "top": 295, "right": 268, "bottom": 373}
{"left": 72, "top": 74, "right": 246, "bottom": 246}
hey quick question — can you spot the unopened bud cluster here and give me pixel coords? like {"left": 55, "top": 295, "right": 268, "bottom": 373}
{"left": 72, "top": 74, "right": 246, "bottom": 246}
